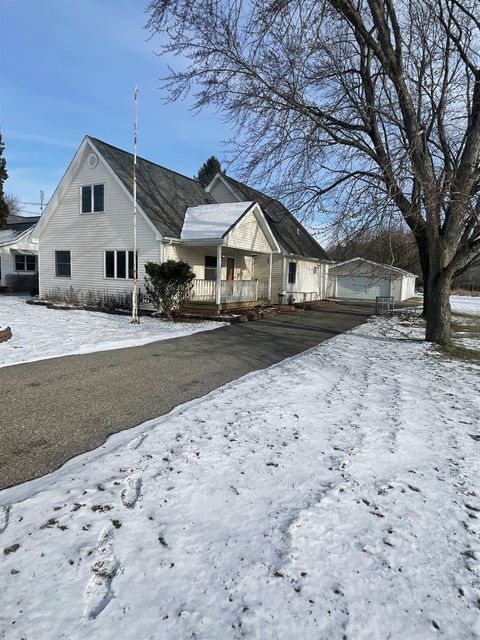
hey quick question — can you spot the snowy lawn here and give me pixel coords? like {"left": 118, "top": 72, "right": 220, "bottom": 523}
{"left": 0, "top": 296, "right": 224, "bottom": 368}
{"left": 1, "top": 313, "right": 479, "bottom": 639}
{"left": 450, "top": 294, "right": 480, "bottom": 317}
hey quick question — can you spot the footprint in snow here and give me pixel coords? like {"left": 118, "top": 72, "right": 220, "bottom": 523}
{"left": 121, "top": 476, "right": 142, "bottom": 508}
{"left": 0, "top": 506, "right": 10, "bottom": 534}
{"left": 127, "top": 433, "right": 148, "bottom": 451}
{"left": 83, "top": 526, "right": 119, "bottom": 620}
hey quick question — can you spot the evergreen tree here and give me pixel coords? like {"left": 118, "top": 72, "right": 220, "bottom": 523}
{"left": 0, "top": 130, "right": 9, "bottom": 227}
{"left": 194, "top": 156, "right": 222, "bottom": 187}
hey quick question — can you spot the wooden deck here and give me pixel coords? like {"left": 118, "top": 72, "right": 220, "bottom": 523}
{"left": 180, "top": 298, "right": 272, "bottom": 316}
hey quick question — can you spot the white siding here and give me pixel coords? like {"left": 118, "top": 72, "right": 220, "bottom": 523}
{"left": 38, "top": 143, "right": 161, "bottom": 299}
{"left": 284, "top": 258, "right": 324, "bottom": 301}
{"left": 224, "top": 208, "right": 272, "bottom": 253}
{"left": 209, "top": 179, "right": 238, "bottom": 204}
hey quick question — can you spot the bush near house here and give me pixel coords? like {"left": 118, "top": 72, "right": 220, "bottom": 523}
{"left": 43, "top": 288, "right": 134, "bottom": 312}
{"left": 144, "top": 260, "right": 195, "bottom": 319}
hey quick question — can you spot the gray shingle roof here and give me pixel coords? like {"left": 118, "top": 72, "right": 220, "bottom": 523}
{"left": 89, "top": 137, "right": 328, "bottom": 260}
{"left": 89, "top": 137, "right": 216, "bottom": 238}
{"left": 220, "top": 176, "right": 329, "bottom": 260}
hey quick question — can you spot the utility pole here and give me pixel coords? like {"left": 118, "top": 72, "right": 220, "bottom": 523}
{"left": 40, "top": 190, "right": 44, "bottom": 212}
{"left": 132, "top": 86, "right": 140, "bottom": 324}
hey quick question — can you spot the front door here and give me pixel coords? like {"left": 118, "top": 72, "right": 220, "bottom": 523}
{"left": 226, "top": 257, "right": 235, "bottom": 281}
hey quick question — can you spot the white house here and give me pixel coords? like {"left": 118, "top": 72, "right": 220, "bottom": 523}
{"left": 0, "top": 215, "right": 39, "bottom": 292}
{"left": 32, "top": 136, "right": 329, "bottom": 313}
{"left": 327, "top": 257, "right": 416, "bottom": 302}
{"left": 206, "top": 173, "right": 330, "bottom": 304}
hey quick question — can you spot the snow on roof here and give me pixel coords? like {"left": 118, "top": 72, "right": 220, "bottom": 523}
{"left": 0, "top": 229, "right": 22, "bottom": 245}
{"left": 181, "top": 201, "right": 254, "bottom": 240}
{"left": 330, "top": 257, "right": 417, "bottom": 278}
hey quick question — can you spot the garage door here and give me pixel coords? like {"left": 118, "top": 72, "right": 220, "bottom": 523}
{"left": 336, "top": 275, "right": 391, "bottom": 299}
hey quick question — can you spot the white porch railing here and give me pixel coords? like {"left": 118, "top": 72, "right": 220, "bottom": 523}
{"left": 190, "top": 279, "right": 269, "bottom": 304}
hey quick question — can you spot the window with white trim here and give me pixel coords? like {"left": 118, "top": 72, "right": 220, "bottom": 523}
{"left": 15, "top": 254, "right": 36, "bottom": 272}
{"left": 55, "top": 251, "right": 71, "bottom": 278}
{"left": 204, "top": 255, "right": 217, "bottom": 281}
{"left": 105, "top": 250, "right": 137, "bottom": 279}
{"left": 288, "top": 261, "right": 297, "bottom": 284}
{"left": 81, "top": 184, "right": 105, "bottom": 213}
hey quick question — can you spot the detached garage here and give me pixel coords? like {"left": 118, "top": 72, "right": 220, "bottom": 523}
{"left": 327, "top": 258, "right": 416, "bottom": 302}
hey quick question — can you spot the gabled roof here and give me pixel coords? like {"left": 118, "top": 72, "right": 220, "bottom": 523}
{"left": 209, "top": 174, "right": 329, "bottom": 261}
{"left": 182, "top": 202, "right": 255, "bottom": 240}
{"left": 330, "top": 257, "right": 417, "bottom": 278}
{"left": 89, "top": 137, "right": 216, "bottom": 238}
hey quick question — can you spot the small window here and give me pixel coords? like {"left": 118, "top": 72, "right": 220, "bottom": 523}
{"left": 81, "top": 184, "right": 104, "bottom": 213}
{"left": 105, "top": 251, "right": 115, "bottom": 278}
{"left": 288, "top": 261, "right": 297, "bottom": 284}
{"left": 117, "top": 251, "right": 126, "bottom": 279}
{"left": 205, "top": 255, "right": 217, "bottom": 281}
{"left": 55, "top": 251, "right": 71, "bottom": 278}
{"left": 14, "top": 254, "right": 35, "bottom": 272}
{"left": 93, "top": 184, "right": 104, "bottom": 212}
{"left": 105, "top": 250, "right": 137, "bottom": 279}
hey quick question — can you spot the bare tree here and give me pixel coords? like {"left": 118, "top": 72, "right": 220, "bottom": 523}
{"left": 5, "top": 194, "right": 21, "bottom": 217}
{"left": 147, "top": 0, "right": 480, "bottom": 345}
{"left": 328, "top": 224, "right": 422, "bottom": 276}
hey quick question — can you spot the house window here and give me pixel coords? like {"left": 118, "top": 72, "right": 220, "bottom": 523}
{"left": 288, "top": 261, "right": 297, "bottom": 284}
{"left": 15, "top": 254, "right": 36, "bottom": 272}
{"left": 105, "top": 250, "right": 137, "bottom": 279}
{"left": 204, "top": 255, "right": 217, "bottom": 281}
{"left": 55, "top": 251, "right": 71, "bottom": 278}
{"left": 81, "top": 184, "right": 105, "bottom": 213}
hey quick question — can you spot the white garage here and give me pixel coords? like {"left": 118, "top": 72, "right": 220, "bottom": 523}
{"left": 327, "top": 258, "right": 417, "bottom": 302}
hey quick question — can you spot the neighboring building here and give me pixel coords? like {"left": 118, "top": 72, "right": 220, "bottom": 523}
{"left": 0, "top": 215, "right": 40, "bottom": 292}
{"left": 32, "top": 136, "right": 329, "bottom": 312}
{"left": 327, "top": 257, "right": 416, "bottom": 302}
{"left": 206, "top": 174, "right": 330, "bottom": 304}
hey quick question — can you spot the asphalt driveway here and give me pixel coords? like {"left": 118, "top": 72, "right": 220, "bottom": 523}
{"left": 0, "top": 302, "right": 374, "bottom": 489}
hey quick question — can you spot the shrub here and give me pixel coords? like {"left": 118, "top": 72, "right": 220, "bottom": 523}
{"left": 144, "top": 260, "right": 195, "bottom": 319}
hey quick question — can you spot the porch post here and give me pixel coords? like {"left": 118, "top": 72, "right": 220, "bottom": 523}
{"left": 268, "top": 252, "right": 273, "bottom": 301}
{"left": 215, "top": 243, "right": 222, "bottom": 307}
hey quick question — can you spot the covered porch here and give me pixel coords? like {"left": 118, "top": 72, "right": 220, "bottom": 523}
{"left": 166, "top": 200, "right": 280, "bottom": 313}
{"left": 180, "top": 244, "right": 274, "bottom": 313}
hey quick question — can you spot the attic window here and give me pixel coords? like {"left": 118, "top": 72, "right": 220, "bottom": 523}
{"left": 81, "top": 184, "right": 105, "bottom": 213}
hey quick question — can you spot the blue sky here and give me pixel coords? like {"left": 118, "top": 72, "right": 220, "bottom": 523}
{"left": 0, "top": 0, "right": 230, "bottom": 215}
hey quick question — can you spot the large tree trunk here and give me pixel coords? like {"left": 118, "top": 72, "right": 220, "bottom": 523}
{"left": 425, "top": 272, "right": 452, "bottom": 345}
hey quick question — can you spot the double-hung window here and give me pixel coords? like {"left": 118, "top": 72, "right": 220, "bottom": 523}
{"left": 15, "top": 254, "right": 36, "bottom": 272}
{"left": 204, "top": 255, "right": 217, "bottom": 281}
{"left": 288, "top": 261, "right": 297, "bottom": 284}
{"left": 105, "top": 250, "right": 137, "bottom": 279}
{"left": 81, "top": 184, "right": 105, "bottom": 213}
{"left": 55, "top": 251, "right": 71, "bottom": 278}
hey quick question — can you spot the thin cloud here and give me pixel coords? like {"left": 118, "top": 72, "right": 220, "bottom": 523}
{"left": 6, "top": 132, "right": 77, "bottom": 150}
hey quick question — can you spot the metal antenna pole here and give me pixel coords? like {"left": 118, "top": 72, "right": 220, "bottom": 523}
{"left": 132, "top": 86, "right": 140, "bottom": 324}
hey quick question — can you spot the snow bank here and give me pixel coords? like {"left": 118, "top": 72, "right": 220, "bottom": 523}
{"left": 0, "top": 315, "right": 479, "bottom": 639}
{"left": 0, "top": 296, "right": 224, "bottom": 368}
{"left": 450, "top": 295, "right": 480, "bottom": 316}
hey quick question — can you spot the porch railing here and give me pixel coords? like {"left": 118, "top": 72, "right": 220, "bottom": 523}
{"left": 190, "top": 279, "right": 269, "bottom": 304}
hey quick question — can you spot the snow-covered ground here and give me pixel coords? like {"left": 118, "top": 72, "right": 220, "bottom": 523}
{"left": 0, "top": 296, "right": 223, "bottom": 368}
{"left": 1, "top": 313, "right": 479, "bottom": 639}
{"left": 450, "top": 294, "right": 480, "bottom": 316}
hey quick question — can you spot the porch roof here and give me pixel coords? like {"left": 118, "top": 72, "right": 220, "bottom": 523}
{"left": 181, "top": 201, "right": 255, "bottom": 240}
